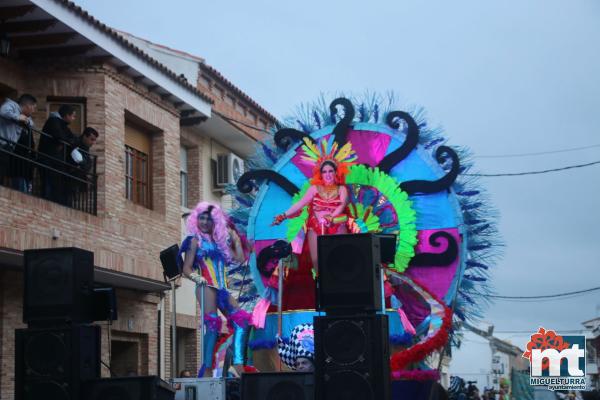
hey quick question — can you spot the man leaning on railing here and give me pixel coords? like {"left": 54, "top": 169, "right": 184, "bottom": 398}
{"left": 0, "top": 94, "right": 37, "bottom": 193}
{"left": 38, "top": 104, "right": 78, "bottom": 205}
{"left": 67, "top": 127, "right": 99, "bottom": 207}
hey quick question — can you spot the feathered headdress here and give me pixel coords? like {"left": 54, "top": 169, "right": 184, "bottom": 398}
{"left": 300, "top": 136, "right": 357, "bottom": 184}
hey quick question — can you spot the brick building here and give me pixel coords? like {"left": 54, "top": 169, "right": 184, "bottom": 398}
{"left": 0, "top": 0, "right": 276, "bottom": 398}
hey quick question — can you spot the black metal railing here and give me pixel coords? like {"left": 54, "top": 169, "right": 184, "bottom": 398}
{"left": 0, "top": 117, "right": 97, "bottom": 215}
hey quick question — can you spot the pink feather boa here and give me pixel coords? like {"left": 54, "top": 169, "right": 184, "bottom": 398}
{"left": 391, "top": 369, "right": 441, "bottom": 381}
{"left": 203, "top": 313, "right": 222, "bottom": 332}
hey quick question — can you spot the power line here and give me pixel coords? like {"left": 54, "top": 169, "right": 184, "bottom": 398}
{"left": 489, "top": 285, "right": 600, "bottom": 299}
{"left": 463, "top": 159, "right": 600, "bottom": 177}
{"left": 494, "top": 330, "right": 584, "bottom": 334}
{"left": 476, "top": 143, "right": 600, "bottom": 159}
{"left": 215, "top": 112, "right": 271, "bottom": 133}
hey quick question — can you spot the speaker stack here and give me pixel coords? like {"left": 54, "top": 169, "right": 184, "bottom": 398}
{"left": 15, "top": 324, "right": 101, "bottom": 400}
{"left": 16, "top": 247, "right": 101, "bottom": 400}
{"left": 242, "top": 372, "right": 314, "bottom": 400}
{"left": 15, "top": 247, "right": 173, "bottom": 400}
{"left": 314, "top": 233, "right": 391, "bottom": 400}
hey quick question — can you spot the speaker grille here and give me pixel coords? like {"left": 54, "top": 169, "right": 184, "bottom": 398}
{"left": 24, "top": 380, "right": 70, "bottom": 400}
{"left": 242, "top": 372, "right": 314, "bottom": 400}
{"left": 25, "top": 332, "right": 68, "bottom": 377}
{"left": 266, "top": 380, "right": 306, "bottom": 400}
{"left": 323, "top": 244, "right": 366, "bottom": 290}
{"left": 27, "top": 256, "right": 73, "bottom": 307}
{"left": 324, "top": 370, "right": 374, "bottom": 400}
{"left": 15, "top": 325, "right": 101, "bottom": 400}
{"left": 314, "top": 315, "right": 390, "bottom": 400}
{"left": 323, "top": 320, "right": 367, "bottom": 366}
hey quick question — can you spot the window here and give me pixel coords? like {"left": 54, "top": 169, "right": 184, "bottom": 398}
{"left": 180, "top": 146, "right": 188, "bottom": 208}
{"left": 124, "top": 121, "right": 152, "bottom": 208}
{"left": 47, "top": 97, "right": 86, "bottom": 134}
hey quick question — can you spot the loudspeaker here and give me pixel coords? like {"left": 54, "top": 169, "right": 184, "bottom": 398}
{"left": 23, "top": 247, "right": 94, "bottom": 325}
{"left": 15, "top": 324, "right": 101, "bottom": 400}
{"left": 316, "top": 233, "right": 382, "bottom": 313}
{"left": 314, "top": 314, "right": 390, "bottom": 400}
{"left": 82, "top": 376, "right": 175, "bottom": 400}
{"left": 241, "top": 372, "right": 314, "bottom": 400}
{"left": 160, "top": 244, "right": 181, "bottom": 280}
{"left": 376, "top": 234, "right": 397, "bottom": 264}
{"left": 92, "top": 286, "right": 118, "bottom": 322}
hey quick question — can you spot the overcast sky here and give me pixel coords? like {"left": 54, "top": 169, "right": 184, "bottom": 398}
{"left": 73, "top": 0, "right": 600, "bottom": 387}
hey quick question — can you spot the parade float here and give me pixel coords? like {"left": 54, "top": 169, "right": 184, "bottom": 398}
{"left": 225, "top": 95, "right": 500, "bottom": 381}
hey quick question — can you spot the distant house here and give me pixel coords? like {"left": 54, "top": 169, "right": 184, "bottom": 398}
{"left": 582, "top": 316, "right": 600, "bottom": 390}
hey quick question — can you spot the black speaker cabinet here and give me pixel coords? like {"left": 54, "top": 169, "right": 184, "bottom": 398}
{"left": 15, "top": 324, "right": 101, "bottom": 400}
{"left": 92, "top": 286, "right": 118, "bottom": 322}
{"left": 314, "top": 314, "right": 390, "bottom": 400}
{"left": 160, "top": 244, "right": 181, "bottom": 280}
{"left": 241, "top": 372, "right": 314, "bottom": 400}
{"left": 376, "top": 233, "right": 397, "bottom": 264}
{"left": 82, "top": 376, "right": 175, "bottom": 400}
{"left": 24, "top": 247, "right": 94, "bottom": 325}
{"left": 316, "top": 233, "right": 382, "bottom": 313}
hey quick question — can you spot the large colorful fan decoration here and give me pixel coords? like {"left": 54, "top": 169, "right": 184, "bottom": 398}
{"left": 227, "top": 95, "right": 501, "bottom": 378}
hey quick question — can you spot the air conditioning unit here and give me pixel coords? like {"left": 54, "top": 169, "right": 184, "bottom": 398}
{"left": 216, "top": 153, "right": 245, "bottom": 187}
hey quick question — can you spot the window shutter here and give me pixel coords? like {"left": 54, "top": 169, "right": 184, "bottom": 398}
{"left": 124, "top": 122, "right": 151, "bottom": 154}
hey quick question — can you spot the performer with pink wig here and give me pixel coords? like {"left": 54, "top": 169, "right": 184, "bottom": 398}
{"left": 180, "top": 201, "right": 251, "bottom": 377}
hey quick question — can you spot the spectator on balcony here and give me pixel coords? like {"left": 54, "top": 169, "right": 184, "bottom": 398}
{"left": 0, "top": 94, "right": 37, "bottom": 191}
{"left": 67, "top": 127, "right": 98, "bottom": 207}
{"left": 39, "top": 104, "right": 77, "bottom": 205}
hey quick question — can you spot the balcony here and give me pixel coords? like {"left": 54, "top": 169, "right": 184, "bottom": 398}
{"left": 0, "top": 120, "right": 97, "bottom": 215}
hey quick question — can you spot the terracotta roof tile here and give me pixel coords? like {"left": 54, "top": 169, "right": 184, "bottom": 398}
{"left": 114, "top": 29, "right": 277, "bottom": 124}
{"left": 199, "top": 62, "right": 277, "bottom": 123}
{"left": 55, "top": 0, "right": 214, "bottom": 106}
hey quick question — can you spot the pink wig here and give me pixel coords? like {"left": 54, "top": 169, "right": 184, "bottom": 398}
{"left": 186, "top": 201, "right": 231, "bottom": 261}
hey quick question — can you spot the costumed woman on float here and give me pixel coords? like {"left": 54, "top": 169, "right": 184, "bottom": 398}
{"left": 272, "top": 138, "right": 356, "bottom": 272}
{"left": 180, "top": 201, "right": 252, "bottom": 377}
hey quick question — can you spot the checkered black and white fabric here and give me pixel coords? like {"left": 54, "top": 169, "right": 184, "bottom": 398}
{"left": 277, "top": 323, "right": 315, "bottom": 370}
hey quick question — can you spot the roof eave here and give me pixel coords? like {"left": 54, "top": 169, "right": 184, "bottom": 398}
{"left": 31, "top": 0, "right": 211, "bottom": 117}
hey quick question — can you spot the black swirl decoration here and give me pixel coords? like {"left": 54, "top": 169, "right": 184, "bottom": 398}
{"left": 377, "top": 111, "right": 420, "bottom": 173}
{"left": 274, "top": 128, "right": 316, "bottom": 151}
{"left": 257, "top": 240, "right": 292, "bottom": 277}
{"left": 399, "top": 146, "right": 460, "bottom": 195}
{"left": 329, "top": 97, "right": 355, "bottom": 146}
{"left": 409, "top": 231, "right": 458, "bottom": 267}
{"left": 236, "top": 170, "right": 300, "bottom": 196}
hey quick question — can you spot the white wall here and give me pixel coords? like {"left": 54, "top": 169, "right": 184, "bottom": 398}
{"left": 123, "top": 34, "right": 200, "bottom": 85}
{"left": 175, "top": 279, "right": 197, "bottom": 316}
{"left": 201, "top": 137, "right": 238, "bottom": 208}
